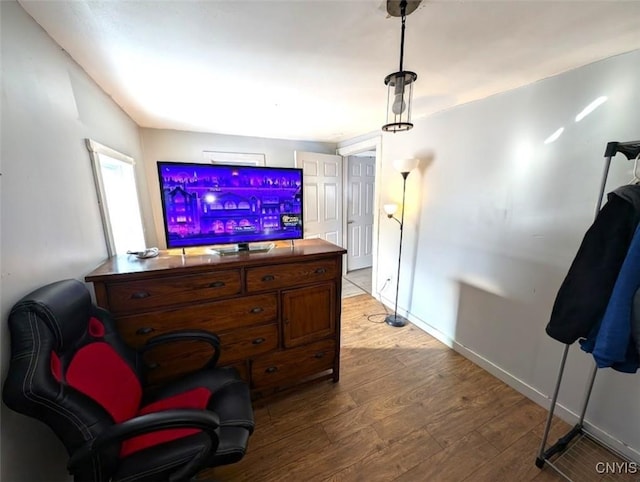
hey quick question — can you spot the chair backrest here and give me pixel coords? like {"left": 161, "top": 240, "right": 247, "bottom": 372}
{"left": 2, "top": 279, "right": 144, "bottom": 479}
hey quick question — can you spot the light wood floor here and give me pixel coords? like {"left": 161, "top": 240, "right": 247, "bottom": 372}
{"left": 342, "top": 267, "right": 373, "bottom": 298}
{"left": 207, "top": 295, "right": 626, "bottom": 482}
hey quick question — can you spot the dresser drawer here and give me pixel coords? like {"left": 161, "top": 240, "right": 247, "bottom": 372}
{"left": 251, "top": 339, "right": 335, "bottom": 389}
{"left": 246, "top": 259, "right": 338, "bottom": 293}
{"left": 106, "top": 270, "right": 241, "bottom": 314}
{"left": 218, "top": 323, "right": 278, "bottom": 365}
{"left": 116, "top": 293, "right": 277, "bottom": 348}
{"left": 142, "top": 325, "right": 276, "bottom": 385}
{"left": 143, "top": 339, "right": 213, "bottom": 385}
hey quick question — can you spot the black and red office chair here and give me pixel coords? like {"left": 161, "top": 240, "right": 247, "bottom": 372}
{"left": 3, "top": 279, "right": 254, "bottom": 481}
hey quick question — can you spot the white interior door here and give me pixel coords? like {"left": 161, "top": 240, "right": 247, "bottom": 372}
{"left": 347, "top": 155, "right": 375, "bottom": 270}
{"left": 294, "top": 151, "right": 343, "bottom": 246}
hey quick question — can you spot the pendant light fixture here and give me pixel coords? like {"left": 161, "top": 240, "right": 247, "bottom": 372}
{"left": 382, "top": 0, "right": 422, "bottom": 133}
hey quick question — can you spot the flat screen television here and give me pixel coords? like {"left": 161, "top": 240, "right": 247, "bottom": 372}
{"left": 157, "top": 162, "right": 303, "bottom": 252}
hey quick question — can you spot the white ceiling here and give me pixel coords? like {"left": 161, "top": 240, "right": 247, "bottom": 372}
{"left": 19, "top": 1, "right": 640, "bottom": 143}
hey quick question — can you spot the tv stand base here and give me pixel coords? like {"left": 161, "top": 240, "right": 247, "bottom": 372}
{"left": 209, "top": 242, "right": 275, "bottom": 256}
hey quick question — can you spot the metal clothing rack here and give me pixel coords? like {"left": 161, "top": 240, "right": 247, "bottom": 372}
{"left": 536, "top": 140, "right": 640, "bottom": 480}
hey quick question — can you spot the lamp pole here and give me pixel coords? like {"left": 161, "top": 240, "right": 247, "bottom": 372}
{"left": 386, "top": 170, "right": 410, "bottom": 327}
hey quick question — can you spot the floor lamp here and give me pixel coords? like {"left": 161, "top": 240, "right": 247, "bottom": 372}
{"left": 383, "top": 158, "right": 419, "bottom": 327}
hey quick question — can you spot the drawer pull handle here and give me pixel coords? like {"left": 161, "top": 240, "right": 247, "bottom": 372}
{"left": 146, "top": 362, "right": 159, "bottom": 370}
{"left": 131, "top": 291, "right": 150, "bottom": 299}
{"left": 208, "top": 281, "right": 225, "bottom": 288}
{"left": 261, "top": 275, "right": 275, "bottom": 282}
{"left": 252, "top": 337, "right": 266, "bottom": 345}
{"left": 313, "top": 351, "right": 326, "bottom": 359}
{"left": 250, "top": 307, "right": 264, "bottom": 314}
{"left": 136, "top": 327, "right": 155, "bottom": 335}
{"left": 314, "top": 268, "right": 327, "bottom": 275}
{"left": 265, "top": 366, "right": 278, "bottom": 374}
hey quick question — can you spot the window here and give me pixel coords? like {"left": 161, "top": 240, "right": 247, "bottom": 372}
{"left": 87, "top": 139, "right": 146, "bottom": 256}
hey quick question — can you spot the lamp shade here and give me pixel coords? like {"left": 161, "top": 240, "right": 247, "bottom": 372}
{"left": 392, "top": 158, "right": 419, "bottom": 174}
{"left": 382, "top": 71, "right": 417, "bottom": 133}
{"left": 383, "top": 203, "right": 398, "bottom": 216}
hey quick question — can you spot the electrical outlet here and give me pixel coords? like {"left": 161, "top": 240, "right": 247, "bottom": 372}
{"left": 378, "top": 276, "right": 393, "bottom": 295}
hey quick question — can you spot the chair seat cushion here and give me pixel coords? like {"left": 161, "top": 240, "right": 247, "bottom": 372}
{"left": 120, "top": 387, "right": 212, "bottom": 457}
{"left": 145, "top": 366, "right": 254, "bottom": 433}
{"left": 114, "top": 433, "right": 214, "bottom": 482}
{"left": 116, "top": 367, "right": 254, "bottom": 479}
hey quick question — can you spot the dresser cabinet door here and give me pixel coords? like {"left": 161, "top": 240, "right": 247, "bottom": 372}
{"left": 282, "top": 283, "right": 335, "bottom": 348}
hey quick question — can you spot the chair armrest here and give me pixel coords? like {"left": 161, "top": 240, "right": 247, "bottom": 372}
{"left": 67, "top": 409, "right": 220, "bottom": 470}
{"left": 141, "top": 330, "right": 221, "bottom": 369}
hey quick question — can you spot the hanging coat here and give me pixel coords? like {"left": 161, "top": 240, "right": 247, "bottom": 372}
{"left": 579, "top": 223, "right": 640, "bottom": 373}
{"left": 545, "top": 185, "right": 640, "bottom": 344}
{"left": 633, "top": 290, "right": 640, "bottom": 359}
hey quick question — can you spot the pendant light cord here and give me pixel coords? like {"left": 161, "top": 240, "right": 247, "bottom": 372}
{"left": 398, "top": 0, "right": 407, "bottom": 72}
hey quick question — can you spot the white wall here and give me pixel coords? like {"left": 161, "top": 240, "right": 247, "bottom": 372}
{"left": 372, "top": 49, "right": 640, "bottom": 460}
{"left": 0, "top": 2, "right": 145, "bottom": 480}
{"left": 139, "top": 128, "right": 336, "bottom": 248}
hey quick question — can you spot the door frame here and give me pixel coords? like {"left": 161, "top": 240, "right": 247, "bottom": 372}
{"left": 337, "top": 136, "right": 382, "bottom": 290}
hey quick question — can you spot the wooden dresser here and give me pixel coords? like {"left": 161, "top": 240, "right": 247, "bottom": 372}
{"left": 85, "top": 239, "right": 346, "bottom": 397}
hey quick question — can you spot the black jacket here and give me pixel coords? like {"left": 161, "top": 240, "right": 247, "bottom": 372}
{"left": 546, "top": 185, "right": 640, "bottom": 344}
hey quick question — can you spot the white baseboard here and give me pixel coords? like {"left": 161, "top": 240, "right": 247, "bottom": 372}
{"left": 375, "top": 294, "right": 640, "bottom": 462}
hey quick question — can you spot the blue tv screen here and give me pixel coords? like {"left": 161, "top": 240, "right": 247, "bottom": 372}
{"left": 157, "top": 162, "right": 304, "bottom": 249}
